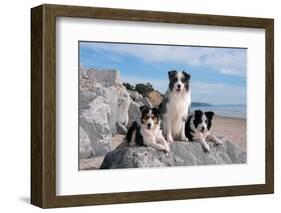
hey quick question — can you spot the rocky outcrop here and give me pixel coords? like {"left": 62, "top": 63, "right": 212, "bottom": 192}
{"left": 127, "top": 90, "right": 143, "bottom": 101}
{"left": 147, "top": 90, "right": 163, "bottom": 107}
{"left": 100, "top": 139, "right": 246, "bottom": 169}
{"left": 79, "top": 67, "right": 131, "bottom": 158}
{"left": 127, "top": 101, "right": 142, "bottom": 127}
{"left": 116, "top": 122, "right": 128, "bottom": 135}
{"left": 102, "top": 86, "right": 130, "bottom": 133}
{"left": 136, "top": 97, "right": 152, "bottom": 107}
{"left": 126, "top": 91, "right": 153, "bottom": 127}
{"left": 80, "top": 96, "right": 112, "bottom": 157}
{"left": 86, "top": 68, "right": 122, "bottom": 87}
{"left": 79, "top": 127, "right": 93, "bottom": 159}
{"left": 80, "top": 68, "right": 130, "bottom": 130}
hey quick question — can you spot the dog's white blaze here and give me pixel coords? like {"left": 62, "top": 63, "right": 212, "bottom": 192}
{"left": 188, "top": 112, "right": 222, "bottom": 151}
{"left": 198, "top": 114, "right": 207, "bottom": 130}
{"left": 147, "top": 109, "right": 154, "bottom": 129}
{"left": 176, "top": 72, "right": 184, "bottom": 90}
{"left": 190, "top": 115, "right": 209, "bottom": 140}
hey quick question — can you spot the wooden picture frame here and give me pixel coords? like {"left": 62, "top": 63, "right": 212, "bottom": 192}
{"left": 31, "top": 4, "right": 274, "bottom": 208}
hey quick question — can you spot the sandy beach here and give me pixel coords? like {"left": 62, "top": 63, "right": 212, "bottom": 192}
{"left": 211, "top": 115, "right": 246, "bottom": 152}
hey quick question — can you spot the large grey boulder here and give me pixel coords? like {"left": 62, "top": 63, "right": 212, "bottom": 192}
{"left": 79, "top": 127, "right": 93, "bottom": 159}
{"left": 127, "top": 90, "right": 143, "bottom": 101}
{"left": 136, "top": 97, "right": 152, "bottom": 108}
{"left": 80, "top": 96, "right": 112, "bottom": 157}
{"left": 147, "top": 90, "right": 163, "bottom": 107}
{"left": 103, "top": 86, "right": 130, "bottom": 133}
{"left": 79, "top": 67, "right": 130, "bottom": 135}
{"left": 100, "top": 140, "right": 246, "bottom": 169}
{"left": 116, "top": 122, "right": 128, "bottom": 135}
{"left": 127, "top": 101, "right": 142, "bottom": 127}
{"left": 86, "top": 68, "right": 122, "bottom": 87}
{"left": 79, "top": 83, "right": 104, "bottom": 109}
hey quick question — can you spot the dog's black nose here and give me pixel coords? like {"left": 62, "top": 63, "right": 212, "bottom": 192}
{"left": 147, "top": 123, "right": 151, "bottom": 128}
{"left": 201, "top": 127, "right": 205, "bottom": 131}
{"left": 177, "top": 84, "right": 181, "bottom": 88}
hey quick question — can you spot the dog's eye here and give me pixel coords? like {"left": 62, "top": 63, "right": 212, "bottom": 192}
{"left": 144, "top": 115, "right": 149, "bottom": 120}
{"left": 181, "top": 77, "right": 186, "bottom": 83}
{"left": 173, "top": 77, "right": 177, "bottom": 83}
{"left": 151, "top": 115, "right": 157, "bottom": 120}
{"left": 205, "top": 120, "right": 208, "bottom": 124}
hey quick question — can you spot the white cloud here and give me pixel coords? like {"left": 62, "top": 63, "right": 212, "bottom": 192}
{"left": 81, "top": 42, "right": 247, "bottom": 77}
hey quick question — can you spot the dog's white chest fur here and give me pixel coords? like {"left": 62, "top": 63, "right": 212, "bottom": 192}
{"left": 140, "top": 124, "right": 170, "bottom": 152}
{"left": 166, "top": 91, "right": 190, "bottom": 137}
{"left": 140, "top": 125, "right": 162, "bottom": 142}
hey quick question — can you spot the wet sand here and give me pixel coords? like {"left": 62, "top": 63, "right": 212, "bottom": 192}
{"left": 211, "top": 115, "right": 246, "bottom": 152}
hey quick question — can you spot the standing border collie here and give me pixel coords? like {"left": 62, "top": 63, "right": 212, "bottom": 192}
{"left": 159, "top": 70, "right": 191, "bottom": 143}
{"left": 126, "top": 106, "right": 169, "bottom": 152}
{"left": 185, "top": 110, "right": 222, "bottom": 152}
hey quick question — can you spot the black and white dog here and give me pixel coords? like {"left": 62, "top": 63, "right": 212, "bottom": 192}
{"left": 185, "top": 110, "right": 222, "bottom": 152}
{"left": 126, "top": 106, "right": 169, "bottom": 152}
{"left": 159, "top": 70, "right": 191, "bottom": 143}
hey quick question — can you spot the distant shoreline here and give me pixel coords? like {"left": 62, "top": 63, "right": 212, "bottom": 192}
{"left": 215, "top": 115, "right": 246, "bottom": 120}
{"left": 190, "top": 104, "right": 246, "bottom": 119}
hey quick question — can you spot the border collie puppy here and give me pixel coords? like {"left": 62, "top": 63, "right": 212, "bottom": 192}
{"left": 126, "top": 106, "right": 169, "bottom": 152}
{"left": 159, "top": 70, "right": 191, "bottom": 143}
{"left": 185, "top": 110, "right": 222, "bottom": 152}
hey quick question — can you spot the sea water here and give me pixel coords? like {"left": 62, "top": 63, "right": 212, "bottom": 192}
{"left": 190, "top": 104, "right": 246, "bottom": 119}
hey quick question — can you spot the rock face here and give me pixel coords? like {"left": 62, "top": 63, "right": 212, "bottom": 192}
{"left": 80, "top": 96, "right": 112, "bottom": 157}
{"left": 86, "top": 68, "right": 122, "bottom": 87}
{"left": 79, "top": 67, "right": 131, "bottom": 159}
{"left": 116, "top": 122, "right": 128, "bottom": 135}
{"left": 147, "top": 90, "right": 163, "bottom": 107}
{"left": 136, "top": 97, "right": 153, "bottom": 108}
{"left": 102, "top": 86, "right": 130, "bottom": 133}
{"left": 79, "top": 127, "right": 93, "bottom": 159}
{"left": 127, "top": 101, "right": 142, "bottom": 127}
{"left": 100, "top": 140, "right": 246, "bottom": 169}
{"left": 127, "top": 90, "right": 143, "bottom": 101}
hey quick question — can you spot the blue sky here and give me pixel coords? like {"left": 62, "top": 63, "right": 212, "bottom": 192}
{"left": 79, "top": 42, "right": 247, "bottom": 105}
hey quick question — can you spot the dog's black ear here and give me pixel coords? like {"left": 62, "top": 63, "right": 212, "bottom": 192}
{"left": 194, "top": 110, "right": 203, "bottom": 118}
{"left": 152, "top": 107, "right": 160, "bottom": 115}
{"left": 168, "top": 70, "right": 177, "bottom": 78}
{"left": 182, "top": 71, "right": 191, "bottom": 81}
{"left": 205, "top": 111, "right": 214, "bottom": 130}
{"left": 139, "top": 105, "right": 149, "bottom": 114}
{"left": 205, "top": 111, "right": 215, "bottom": 120}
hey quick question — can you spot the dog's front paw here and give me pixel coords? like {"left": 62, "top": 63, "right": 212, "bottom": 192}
{"left": 167, "top": 135, "right": 174, "bottom": 143}
{"left": 201, "top": 142, "right": 211, "bottom": 153}
{"left": 181, "top": 136, "right": 189, "bottom": 142}
{"left": 215, "top": 139, "right": 223, "bottom": 145}
{"left": 204, "top": 146, "right": 211, "bottom": 153}
{"left": 164, "top": 145, "right": 170, "bottom": 153}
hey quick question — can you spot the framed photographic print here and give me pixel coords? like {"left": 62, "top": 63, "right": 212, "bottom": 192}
{"left": 31, "top": 4, "right": 274, "bottom": 208}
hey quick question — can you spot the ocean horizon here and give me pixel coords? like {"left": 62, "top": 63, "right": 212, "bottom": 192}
{"left": 190, "top": 104, "right": 246, "bottom": 119}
